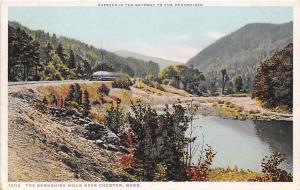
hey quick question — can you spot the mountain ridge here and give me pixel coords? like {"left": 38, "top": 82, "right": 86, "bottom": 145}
{"left": 114, "top": 50, "right": 183, "bottom": 69}
{"left": 186, "top": 22, "right": 293, "bottom": 87}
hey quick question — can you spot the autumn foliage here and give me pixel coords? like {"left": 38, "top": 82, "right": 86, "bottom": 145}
{"left": 252, "top": 43, "right": 293, "bottom": 112}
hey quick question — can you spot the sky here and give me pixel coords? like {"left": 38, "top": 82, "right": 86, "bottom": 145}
{"left": 8, "top": 6, "right": 292, "bottom": 63}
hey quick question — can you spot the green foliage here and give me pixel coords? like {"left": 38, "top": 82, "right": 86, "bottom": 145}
{"left": 8, "top": 21, "right": 160, "bottom": 81}
{"left": 234, "top": 75, "right": 243, "bottom": 92}
{"left": 112, "top": 75, "right": 133, "bottom": 89}
{"left": 159, "top": 65, "right": 206, "bottom": 95}
{"left": 128, "top": 101, "right": 189, "bottom": 181}
{"left": 186, "top": 22, "right": 292, "bottom": 93}
{"left": 252, "top": 44, "right": 293, "bottom": 112}
{"left": 49, "top": 93, "right": 57, "bottom": 105}
{"left": 82, "top": 90, "right": 91, "bottom": 117}
{"left": 55, "top": 42, "right": 66, "bottom": 64}
{"left": 142, "top": 75, "right": 164, "bottom": 91}
{"left": 66, "top": 49, "right": 76, "bottom": 69}
{"left": 65, "top": 83, "right": 82, "bottom": 105}
{"left": 105, "top": 101, "right": 124, "bottom": 135}
{"left": 8, "top": 26, "right": 40, "bottom": 81}
{"left": 44, "top": 54, "right": 76, "bottom": 80}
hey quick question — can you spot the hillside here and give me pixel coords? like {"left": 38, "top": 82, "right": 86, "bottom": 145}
{"left": 8, "top": 21, "right": 159, "bottom": 81}
{"left": 186, "top": 22, "right": 293, "bottom": 89}
{"left": 252, "top": 43, "right": 293, "bottom": 113}
{"left": 115, "top": 50, "right": 182, "bottom": 69}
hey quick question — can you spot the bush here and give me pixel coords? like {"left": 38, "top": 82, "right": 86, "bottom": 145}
{"left": 186, "top": 145, "right": 217, "bottom": 181}
{"left": 250, "top": 152, "right": 292, "bottom": 182}
{"left": 112, "top": 75, "right": 133, "bottom": 89}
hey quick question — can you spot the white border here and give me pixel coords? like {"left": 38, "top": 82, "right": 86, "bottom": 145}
{"left": 1, "top": 1, "right": 300, "bottom": 190}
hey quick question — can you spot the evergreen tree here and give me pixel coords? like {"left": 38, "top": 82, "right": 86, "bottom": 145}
{"left": 8, "top": 26, "right": 40, "bottom": 81}
{"left": 74, "top": 83, "right": 82, "bottom": 105}
{"left": 55, "top": 42, "right": 66, "bottom": 64}
{"left": 82, "top": 90, "right": 91, "bottom": 117}
{"left": 76, "top": 63, "right": 85, "bottom": 79}
{"left": 82, "top": 59, "right": 92, "bottom": 78}
{"left": 67, "top": 49, "right": 76, "bottom": 69}
{"left": 44, "top": 42, "right": 53, "bottom": 64}
{"left": 66, "top": 84, "right": 76, "bottom": 102}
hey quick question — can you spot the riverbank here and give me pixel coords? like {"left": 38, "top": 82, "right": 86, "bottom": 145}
{"left": 7, "top": 82, "right": 292, "bottom": 181}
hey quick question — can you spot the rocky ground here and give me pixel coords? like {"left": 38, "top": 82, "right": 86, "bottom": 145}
{"left": 8, "top": 88, "right": 133, "bottom": 181}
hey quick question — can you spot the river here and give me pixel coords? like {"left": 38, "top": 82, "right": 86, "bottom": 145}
{"left": 187, "top": 115, "right": 293, "bottom": 172}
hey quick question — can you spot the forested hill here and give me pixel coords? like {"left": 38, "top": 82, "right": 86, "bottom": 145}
{"left": 8, "top": 21, "right": 159, "bottom": 81}
{"left": 186, "top": 22, "right": 292, "bottom": 89}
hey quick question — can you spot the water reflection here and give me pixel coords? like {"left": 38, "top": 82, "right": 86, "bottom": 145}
{"left": 254, "top": 120, "right": 293, "bottom": 171}
{"left": 189, "top": 115, "right": 293, "bottom": 172}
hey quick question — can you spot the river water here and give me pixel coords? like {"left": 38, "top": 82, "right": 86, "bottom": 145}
{"left": 187, "top": 115, "right": 293, "bottom": 172}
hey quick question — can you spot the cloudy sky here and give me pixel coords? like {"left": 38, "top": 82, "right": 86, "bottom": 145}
{"left": 9, "top": 6, "right": 292, "bottom": 63}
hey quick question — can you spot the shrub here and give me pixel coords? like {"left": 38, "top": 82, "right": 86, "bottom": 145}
{"left": 186, "top": 145, "right": 217, "bottom": 181}
{"left": 112, "top": 75, "right": 133, "bottom": 89}
{"left": 119, "top": 154, "right": 136, "bottom": 168}
{"left": 154, "top": 163, "right": 168, "bottom": 181}
{"left": 250, "top": 152, "right": 292, "bottom": 182}
{"left": 42, "top": 96, "right": 48, "bottom": 105}
{"left": 120, "top": 129, "right": 135, "bottom": 150}
{"left": 68, "top": 101, "right": 79, "bottom": 109}
{"left": 65, "top": 83, "right": 82, "bottom": 105}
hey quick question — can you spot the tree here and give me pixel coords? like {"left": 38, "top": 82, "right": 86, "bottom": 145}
{"left": 159, "top": 65, "right": 177, "bottom": 80}
{"left": 65, "top": 83, "right": 83, "bottom": 105}
{"left": 221, "top": 69, "right": 229, "bottom": 95}
{"left": 105, "top": 99, "right": 123, "bottom": 135}
{"left": 128, "top": 101, "right": 189, "bottom": 181}
{"left": 93, "top": 63, "right": 115, "bottom": 72}
{"left": 76, "top": 63, "right": 85, "bottom": 79}
{"left": 55, "top": 42, "right": 66, "bottom": 64}
{"left": 82, "top": 90, "right": 91, "bottom": 117}
{"left": 74, "top": 83, "right": 82, "bottom": 105}
{"left": 67, "top": 49, "right": 76, "bottom": 69}
{"left": 82, "top": 59, "right": 92, "bottom": 79}
{"left": 234, "top": 75, "right": 243, "bottom": 92}
{"left": 252, "top": 44, "right": 293, "bottom": 111}
{"left": 66, "top": 84, "right": 76, "bottom": 102}
{"left": 44, "top": 42, "right": 53, "bottom": 64}
{"left": 8, "top": 26, "right": 40, "bottom": 81}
